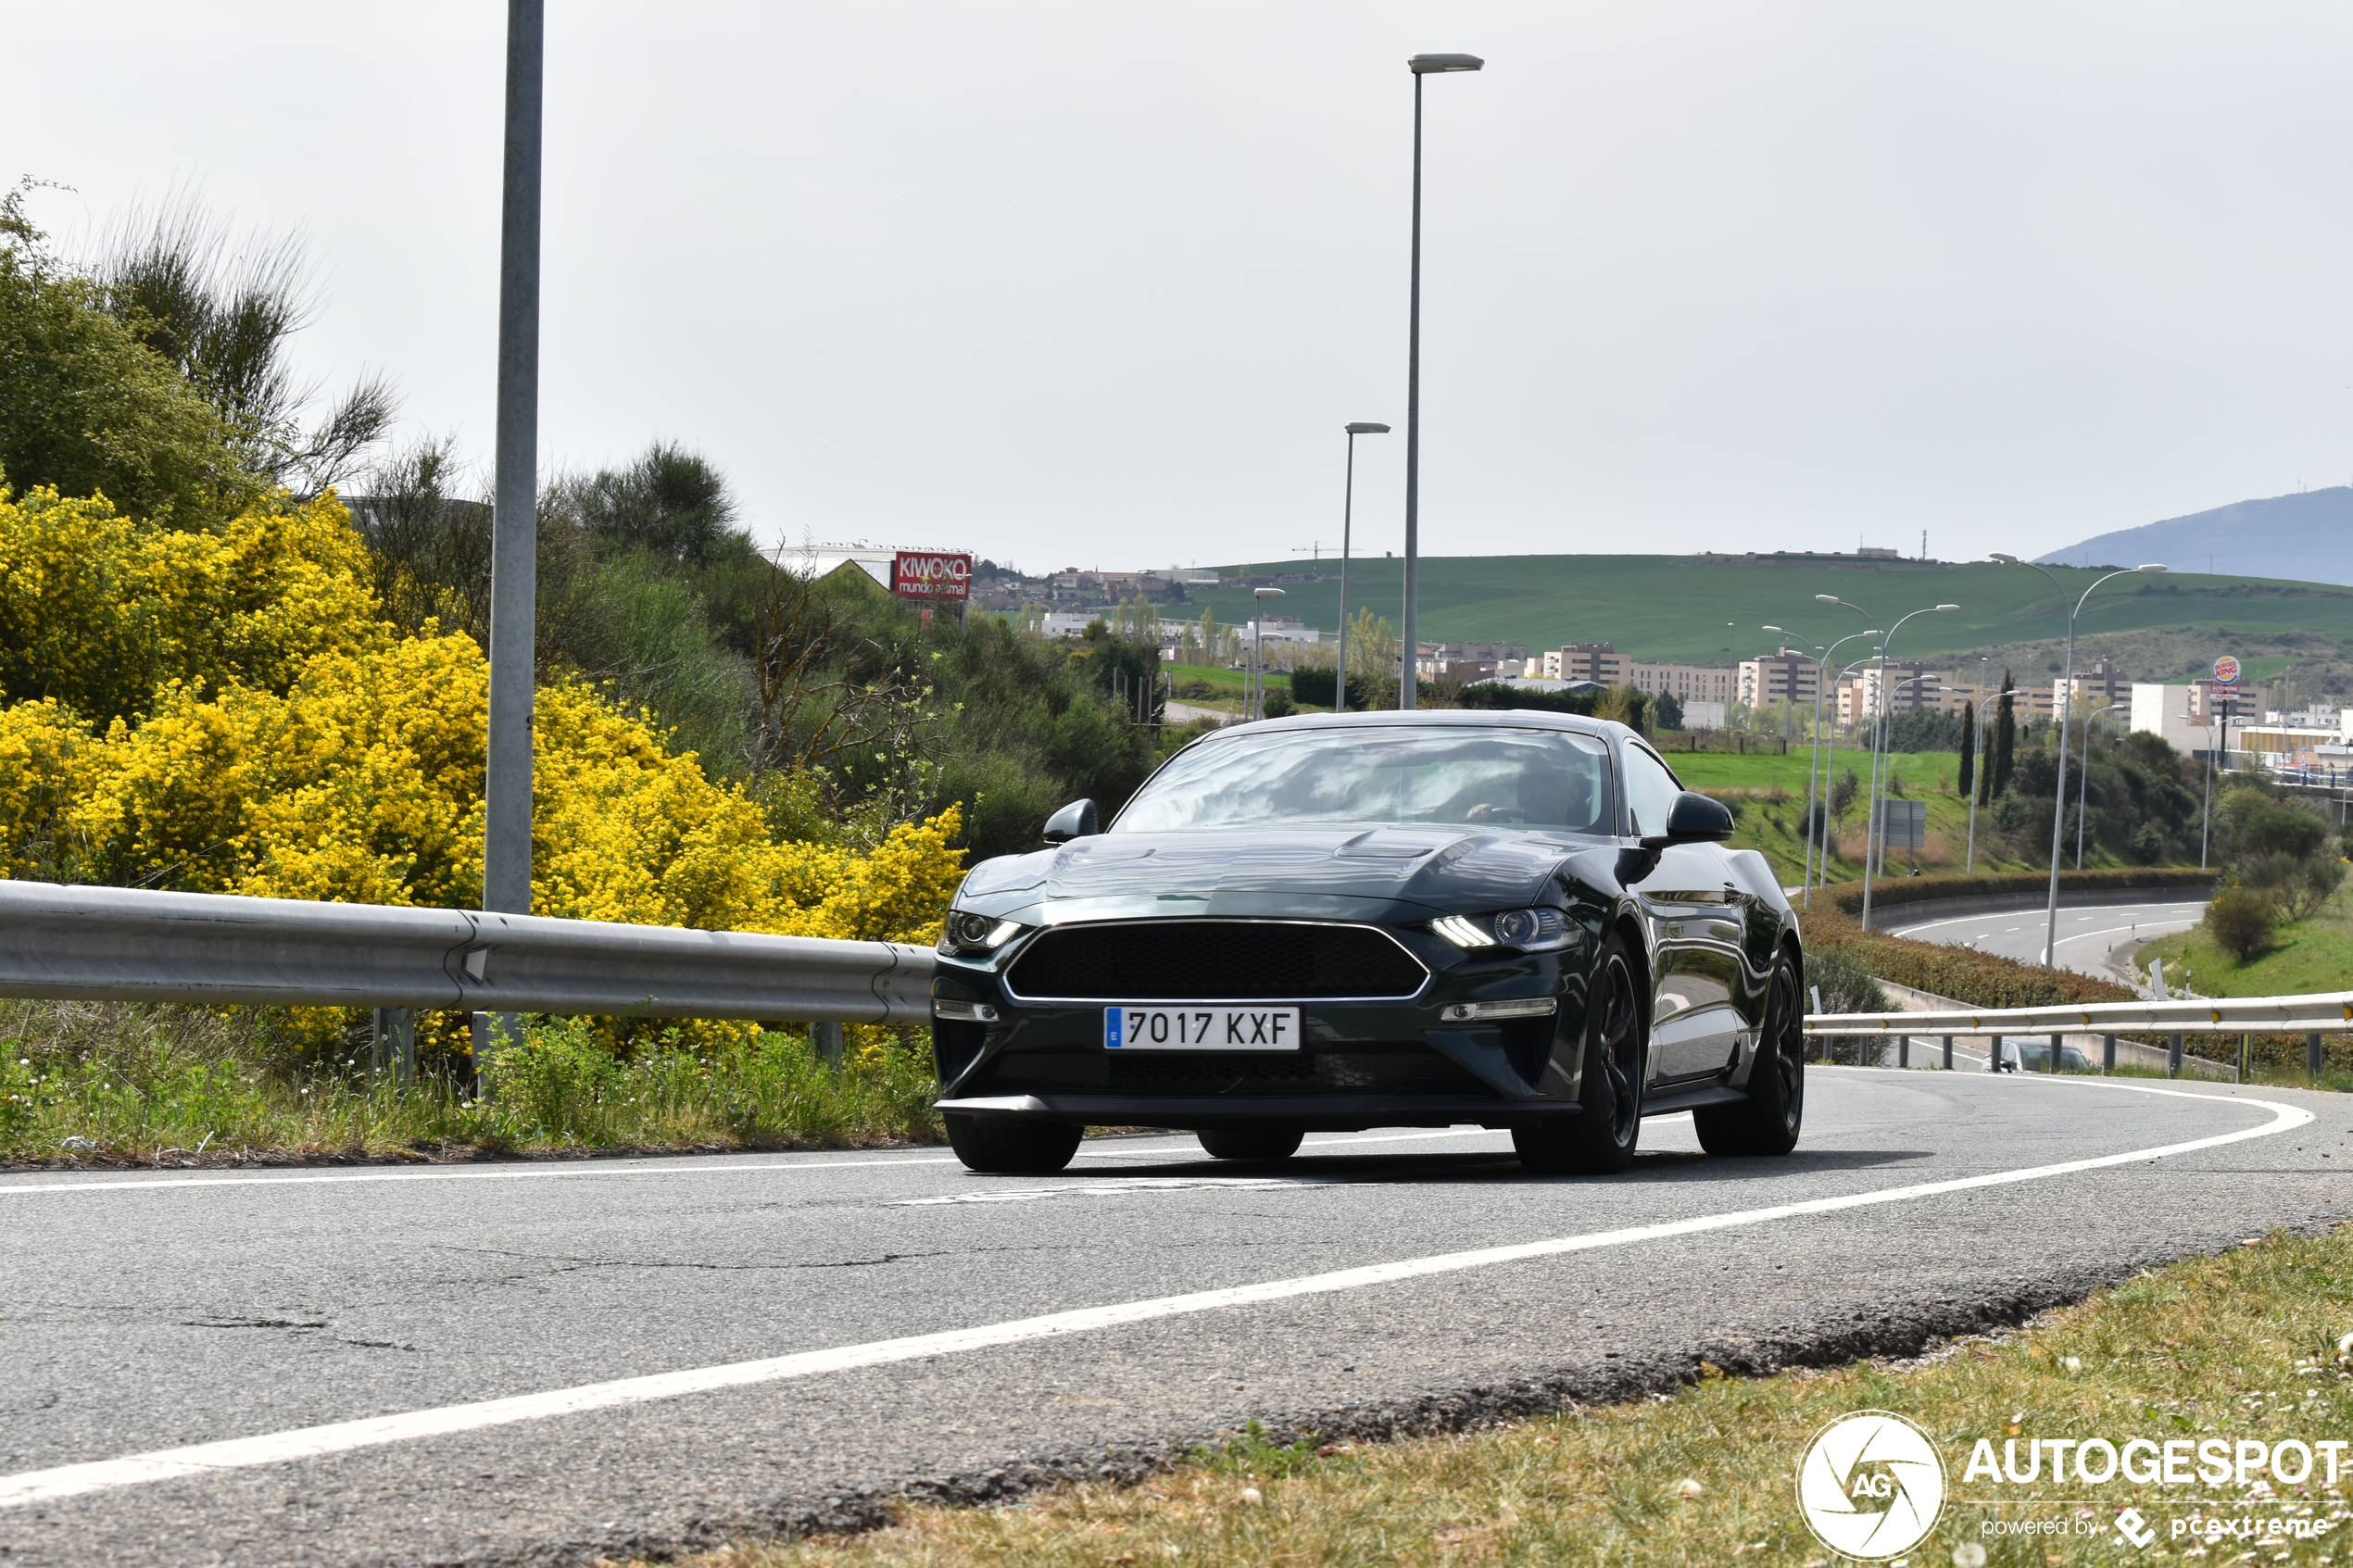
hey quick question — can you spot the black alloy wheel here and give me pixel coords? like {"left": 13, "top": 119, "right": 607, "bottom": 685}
{"left": 944, "top": 1113, "right": 1083, "bottom": 1174}
{"left": 1198, "top": 1125, "right": 1306, "bottom": 1161}
{"left": 1694, "top": 952, "right": 1806, "bottom": 1158}
{"left": 1514, "top": 934, "right": 1644, "bottom": 1175}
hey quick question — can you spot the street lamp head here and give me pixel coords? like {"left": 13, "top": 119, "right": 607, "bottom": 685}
{"left": 1409, "top": 53, "right": 1485, "bottom": 73}
{"left": 1253, "top": 586, "right": 1286, "bottom": 600}
{"left": 1344, "top": 421, "right": 1391, "bottom": 434}
{"left": 2136, "top": 563, "right": 2168, "bottom": 573}
{"left": 1762, "top": 624, "right": 1783, "bottom": 633}
{"left": 1989, "top": 552, "right": 2020, "bottom": 564}
{"left": 1814, "top": 594, "right": 1839, "bottom": 604}
{"left": 1935, "top": 603, "right": 1959, "bottom": 611}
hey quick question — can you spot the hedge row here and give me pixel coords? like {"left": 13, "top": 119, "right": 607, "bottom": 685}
{"left": 1799, "top": 906, "right": 2138, "bottom": 1010}
{"left": 1801, "top": 881, "right": 2338, "bottom": 1074}
{"left": 1821, "top": 868, "right": 2216, "bottom": 919}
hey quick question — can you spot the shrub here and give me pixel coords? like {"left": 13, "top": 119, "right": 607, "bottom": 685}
{"left": 1804, "top": 945, "right": 1888, "bottom": 1015}
{"left": 2204, "top": 886, "right": 2277, "bottom": 961}
{"left": 2130, "top": 822, "right": 2165, "bottom": 864}
{"left": 1261, "top": 689, "right": 1295, "bottom": 719}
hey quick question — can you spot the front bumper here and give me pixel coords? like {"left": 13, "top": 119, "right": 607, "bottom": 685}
{"left": 933, "top": 1091, "right": 1578, "bottom": 1132}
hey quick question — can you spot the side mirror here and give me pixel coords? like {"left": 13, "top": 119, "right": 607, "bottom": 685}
{"left": 1642, "top": 791, "right": 1734, "bottom": 848}
{"left": 1043, "top": 798, "right": 1101, "bottom": 844}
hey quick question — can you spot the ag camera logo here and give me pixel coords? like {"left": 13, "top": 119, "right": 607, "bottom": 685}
{"left": 1796, "top": 1411, "right": 1948, "bottom": 1561}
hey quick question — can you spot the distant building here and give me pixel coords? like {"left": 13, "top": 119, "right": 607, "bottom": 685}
{"left": 1542, "top": 643, "right": 1633, "bottom": 684}
{"left": 1735, "top": 651, "right": 1821, "bottom": 709}
{"left": 1632, "top": 662, "right": 1737, "bottom": 709}
{"left": 2054, "top": 659, "right": 2131, "bottom": 710}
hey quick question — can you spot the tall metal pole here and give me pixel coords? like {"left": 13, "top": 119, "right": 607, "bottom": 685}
{"left": 480, "top": 0, "right": 544, "bottom": 1083}
{"left": 1965, "top": 655, "right": 1987, "bottom": 872}
{"left": 1337, "top": 432, "right": 1355, "bottom": 715}
{"left": 2044, "top": 601, "right": 2078, "bottom": 966}
{"left": 1401, "top": 71, "right": 1424, "bottom": 712}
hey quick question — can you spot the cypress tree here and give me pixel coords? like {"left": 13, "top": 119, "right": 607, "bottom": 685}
{"left": 1991, "top": 670, "right": 2016, "bottom": 800}
{"left": 1957, "top": 699, "right": 1976, "bottom": 798}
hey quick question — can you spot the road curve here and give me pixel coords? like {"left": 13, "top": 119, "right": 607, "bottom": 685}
{"left": 0, "top": 1073, "right": 2345, "bottom": 1567}
{"left": 1881, "top": 897, "right": 2207, "bottom": 979}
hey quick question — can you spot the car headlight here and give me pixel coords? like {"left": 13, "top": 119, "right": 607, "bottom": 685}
{"left": 937, "top": 911, "right": 1026, "bottom": 956}
{"left": 1430, "top": 909, "right": 1579, "bottom": 953}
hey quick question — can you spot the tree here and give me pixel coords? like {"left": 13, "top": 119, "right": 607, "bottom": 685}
{"left": 1831, "top": 766, "right": 1861, "bottom": 822}
{"left": 93, "top": 193, "right": 396, "bottom": 496}
{"left": 1654, "top": 690, "right": 1685, "bottom": 731}
{"left": 1989, "top": 671, "right": 2016, "bottom": 801}
{"left": 0, "top": 183, "right": 251, "bottom": 524}
{"left": 1957, "top": 699, "right": 1976, "bottom": 798}
{"left": 555, "top": 441, "right": 752, "bottom": 568}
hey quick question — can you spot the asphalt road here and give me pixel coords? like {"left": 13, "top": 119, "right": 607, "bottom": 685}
{"left": 1881, "top": 897, "right": 2208, "bottom": 979}
{"left": 2, "top": 1073, "right": 2347, "bottom": 1567}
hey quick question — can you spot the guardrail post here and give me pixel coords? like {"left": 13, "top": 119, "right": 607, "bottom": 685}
{"left": 1899, "top": 1034, "right": 1909, "bottom": 1069}
{"left": 2309, "top": 1033, "right": 2325, "bottom": 1079}
{"left": 1942, "top": 1034, "right": 1953, "bottom": 1071}
{"left": 2239, "top": 1033, "right": 2250, "bottom": 1085}
{"left": 1988, "top": 1033, "right": 2002, "bottom": 1073}
{"left": 2047, "top": 1031, "right": 2061, "bottom": 1073}
{"left": 2168, "top": 1033, "right": 2183, "bottom": 1078}
{"left": 813, "top": 1021, "right": 846, "bottom": 1072}
{"left": 2102, "top": 1033, "right": 2115, "bottom": 1074}
{"left": 371, "top": 1008, "right": 417, "bottom": 1087}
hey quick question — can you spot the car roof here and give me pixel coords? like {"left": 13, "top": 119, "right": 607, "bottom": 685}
{"left": 1210, "top": 709, "right": 1629, "bottom": 743}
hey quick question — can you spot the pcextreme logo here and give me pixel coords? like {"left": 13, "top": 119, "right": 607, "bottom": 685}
{"left": 1796, "top": 1411, "right": 1949, "bottom": 1561}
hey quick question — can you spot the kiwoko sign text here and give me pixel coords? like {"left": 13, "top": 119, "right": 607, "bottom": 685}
{"left": 892, "top": 551, "right": 974, "bottom": 602}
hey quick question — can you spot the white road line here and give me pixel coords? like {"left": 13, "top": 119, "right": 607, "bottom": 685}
{"left": 1890, "top": 904, "right": 2204, "bottom": 937}
{"left": 0, "top": 1083, "right": 2309, "bottom": 1510}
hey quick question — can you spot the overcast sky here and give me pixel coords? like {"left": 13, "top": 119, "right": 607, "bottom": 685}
{"left": 14, "top": 2, "right": 2353, "bottom": 571}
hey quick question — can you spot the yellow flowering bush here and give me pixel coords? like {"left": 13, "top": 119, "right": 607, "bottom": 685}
{"left": 0, "top": 481, "right": 964, "bottom": 953}
{"left": 0, "top": 483, "right": 381, "bottom": 722}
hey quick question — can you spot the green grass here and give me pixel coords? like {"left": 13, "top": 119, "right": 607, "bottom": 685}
{"left": 1180, "top": 553, "right": 2353, "bottom": 664}
{"left": 664, "top": 1223, "right": 2353, "bottom": 1568}
{"left": 2140, "top": 898, "right": 2353, "bottom": 999}
{"left": 1666, "top": 747, "right": 2055, "bottom": 883}
{"left": 0, "top": 1003, "right": 942, "bottom": 1165}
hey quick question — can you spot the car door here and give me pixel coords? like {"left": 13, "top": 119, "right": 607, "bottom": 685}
{"left": 1620, "top": 742, "right": 1743, "bottom": 1083}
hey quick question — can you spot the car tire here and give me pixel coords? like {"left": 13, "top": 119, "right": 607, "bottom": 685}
{"left": 1693, "top": 951, "right": 1806, "bottom": 1158}
{"left": 1515, "top": 934, "right": 1645, "bottom": 1175}
{"left": 1198, "top": 1126, "right": 1305, "bottom": 1161}
{"left": 943, "top": 1114, "right": 1083, "bottom": 1174}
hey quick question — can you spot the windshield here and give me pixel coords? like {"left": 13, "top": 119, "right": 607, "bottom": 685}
{"left": 1113, "top": 726, "right": 1616, "bottom": 834}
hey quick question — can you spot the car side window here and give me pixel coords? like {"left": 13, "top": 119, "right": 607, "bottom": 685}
{"left": 1622, "top": 745, "right": 1684, "bottom": 838}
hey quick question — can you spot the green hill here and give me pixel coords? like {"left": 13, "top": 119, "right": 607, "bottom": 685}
{"left": 1185, "top": 554, "right": 2353, "bottom": 666}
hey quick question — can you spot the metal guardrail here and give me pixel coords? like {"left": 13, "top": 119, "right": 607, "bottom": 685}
{"left": 1806, "top": 993, "right": 2353, "bottom": 1037}
{"left": 0, "top": 881, "right": 935, "bottom": 1023}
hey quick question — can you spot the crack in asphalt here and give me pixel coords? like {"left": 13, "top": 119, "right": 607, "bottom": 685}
{"left": 427, "top": 1244, "right": 955, "bottom": 1274}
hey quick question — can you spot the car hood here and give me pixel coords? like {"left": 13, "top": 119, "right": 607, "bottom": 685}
{"left": 957, "top": 827, "right": 1599, "bottom": 917}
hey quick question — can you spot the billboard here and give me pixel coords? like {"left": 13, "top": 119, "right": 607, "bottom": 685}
{"left": 2211, "top": 655, "right": 2240, "bottom": 685}
{"left": 891, "top": 550, "right": 974, "bottom": 602}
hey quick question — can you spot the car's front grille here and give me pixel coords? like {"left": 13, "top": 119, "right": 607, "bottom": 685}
{"left": 1004, "top": 920, "right": 1428, "bottom": 1002}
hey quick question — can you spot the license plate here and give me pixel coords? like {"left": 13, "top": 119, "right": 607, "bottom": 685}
{"left": 1104, "top": 1006, "right": 1302, "bottom": 1051}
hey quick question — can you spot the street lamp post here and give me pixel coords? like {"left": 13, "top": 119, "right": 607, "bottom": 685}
{"left": 1991, "top": 557, "right": 2167, "bottom": 966}
{"left": 1817, "top": 596, "right": 1957, "bottom": 930}
{"left": 1966, "top": 655, "right": 1990, "bottom": 872}
{"left": 1399, "top": 52, "right": 1482, "bottom": 713}
{"left": 1335, "top": 422, "right": 1390, "bottom": 714}
{"left": 1252, "top": 586, "right": 1286, "bottom": 720}
{"left": 1764, "top": 625, "right": 1879, "bottom": 906}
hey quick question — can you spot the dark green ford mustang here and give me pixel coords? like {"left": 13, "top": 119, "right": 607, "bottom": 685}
{"left": 928, "top": 710, "right": 1807, "bottom": 1175}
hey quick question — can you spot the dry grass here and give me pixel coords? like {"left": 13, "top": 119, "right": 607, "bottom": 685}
{"left": 653, "top": 1226, "right": 2353, "bottom": 1567}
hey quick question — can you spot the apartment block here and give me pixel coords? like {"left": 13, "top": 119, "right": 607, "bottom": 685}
{"left": 1736, "top": 650, "right": 1823, "bottom": 709}
{"left": 2053, "top": 659, "right": 2131, "bottom": 710}
{"left": 1541, "top": 643, "right": 1633, "bottom": 684}
{"left": 1631, "top": 662, "right": 1738, "bottom": 707}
